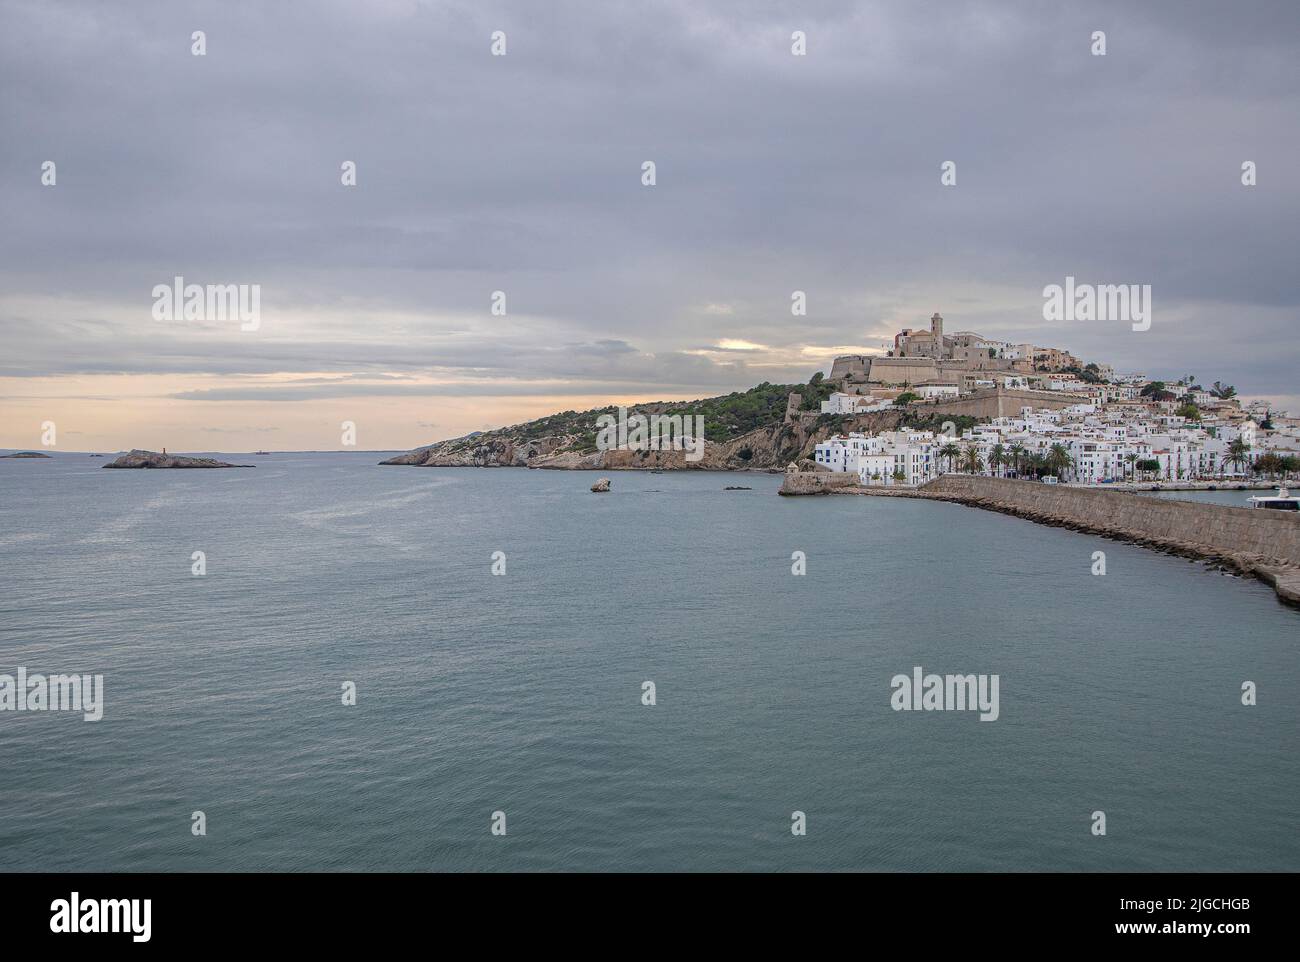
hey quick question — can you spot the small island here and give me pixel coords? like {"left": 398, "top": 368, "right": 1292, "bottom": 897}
{"left": 102, "top": 449, "right": 253, "bottom": 469}
{"left": 1, "top": 451, "right": 52, "bottom": 458}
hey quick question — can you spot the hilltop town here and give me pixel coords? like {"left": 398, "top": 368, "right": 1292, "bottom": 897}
{"left": 381, "top": 311, "right": 1298, "bottom": 481}
{"left": 809, "top": 312, "right": 1297, "bottom": 487}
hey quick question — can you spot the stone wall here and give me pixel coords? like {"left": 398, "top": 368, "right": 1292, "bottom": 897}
{"left": 778, "top": 472, "right": 861, "bottom": 496}
{"left": 828, "top": 355, "right": 871, "bottom": 381}
{"left": 917, "top": 387, "right": 1088, "bottom": 420}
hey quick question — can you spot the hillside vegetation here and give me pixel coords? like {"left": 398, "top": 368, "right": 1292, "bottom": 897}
{"left": 451, "top": 378, "right": 833, "bottom": 455}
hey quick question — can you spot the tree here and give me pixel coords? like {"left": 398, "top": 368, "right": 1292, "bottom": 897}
{"left": 1124, "top": 452, "right": 1138, "bottom": 481}
{"left": 1136, "top": 458, "right": 1160, "bottom": 479}
{"left": 962, "top": 446, "right": 984, "bottom": 475}
{"left": 1140, "top": 381, "right": 1166, "bottom": 397}
{"left": 1008, "top": 443, "right": 1026, "bottom": 477}
{"left": 893, "top": 392, "right": 918, "bottom": 406}
{"left": 939, "top": 442, "right": 961, "bottom": 473}
{"left": 1226, "top": 438, "right": 1251, "bottom": 475}
{"left": 989, "top": 443, "right": 1006, "bottom": 478}
{"left": 1254, "top": 452, "right": 1284, "bottom": 479}
{"left": 1210, "top": 381, "right": 1237, "bottom": 399}
{"left": 1075, "top": 362, "right": 1104, "bottom": 385}
{"left": 1175, "top": 402, "right": 1200, "bottom": 421}
{"left": 1045, "top": 443, "right": 1073, "bottom": 479}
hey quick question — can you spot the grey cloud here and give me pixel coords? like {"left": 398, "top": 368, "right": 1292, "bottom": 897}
{"left": 1, "top": 0, "right": 1297, "bottom": 399}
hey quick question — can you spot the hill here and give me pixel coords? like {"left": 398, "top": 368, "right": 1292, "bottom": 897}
{"left": 379, "top": 376, "right": 963, "bottom": 471}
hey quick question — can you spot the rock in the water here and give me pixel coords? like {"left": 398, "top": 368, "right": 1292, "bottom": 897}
{"left": 591, "top": 477, "right": 611, "bottom": 492}
{"left": 102, "top": 449, "right": 253, "bottom": 469}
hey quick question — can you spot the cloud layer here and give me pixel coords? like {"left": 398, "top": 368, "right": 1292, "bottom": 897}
{"left": 2, "top": 0, "right": 1297, "bottom": 449}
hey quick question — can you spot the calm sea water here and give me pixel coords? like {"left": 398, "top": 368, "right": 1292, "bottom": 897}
{"left": 1142, "top": 487, "right": 1284, "bottom": 508}
{"left": 1, "top": 453, "right": 1297, "bottom": 871}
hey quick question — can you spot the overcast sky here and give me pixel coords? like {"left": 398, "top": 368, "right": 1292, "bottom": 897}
{"left": 2, "top": 0, "right": 1297, "bottom": 451}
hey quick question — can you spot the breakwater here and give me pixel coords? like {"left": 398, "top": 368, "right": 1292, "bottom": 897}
{"left": 781, "top": 472, "right": 1300, "bottom": 606}
{"left": 776, "top": 471, "right": 863, "bottom": 495}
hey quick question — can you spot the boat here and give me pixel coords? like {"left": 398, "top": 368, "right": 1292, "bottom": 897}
{"left": 1247, "top": 486, "right": 1299, "bottom": 511}
{"left": 253, "top": 450, "right": 271, "bottom": 455}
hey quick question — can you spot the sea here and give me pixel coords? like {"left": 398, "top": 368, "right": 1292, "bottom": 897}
{"left": 1, "top": 452, "right": 1296, "bottom": 871}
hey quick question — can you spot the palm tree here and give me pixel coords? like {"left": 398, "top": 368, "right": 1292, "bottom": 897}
{"left": 1045, "top": 443, "right": 1073, "bottom": 480}
{"left": 989, "top": 443, "right": 1006, "bottom": 478}
{"left": 1226, "top": 438, "right": 1251, "bottom": 476}
{"left": 962, "top": 446, "right": 984, "bottom": 475}
{"left": 938, "top": 442, "right": 960, "bottom": 474}
{"left": 1008, "top": 443, "right": 1026, "bottom": 478}
{"left": 1123, "top": 452, "right": 1138, "bottom": 481}
{"left": 1210, "top": 381, "right": 1237, "bottom": 400}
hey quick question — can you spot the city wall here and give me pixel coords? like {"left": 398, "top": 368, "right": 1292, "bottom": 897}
{"left": 777, "top": 471, "right": 861, "bottom": 495}
{"left": 918, "top": 387, "right": 1087, "bottom": 420}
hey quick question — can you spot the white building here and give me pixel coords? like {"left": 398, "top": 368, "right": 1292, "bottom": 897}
{"left": 915, "top": 383, "right": 960, "bottom": 400}
{"left": 813, "top": 392, "right": 1261, "bottom": 487}
{"left": 813, "top": 430, "right": 939, "bottom": 486}
{"left": 820, "top": 392, "right": 893, "bottom": 415}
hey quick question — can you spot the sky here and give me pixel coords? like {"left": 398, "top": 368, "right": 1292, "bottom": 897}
{"left": 2, "top": 0, "right": 1298, "bottom": 452}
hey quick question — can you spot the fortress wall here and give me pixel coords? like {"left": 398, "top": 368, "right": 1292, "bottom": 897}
{"left": 867, "top": 358, "right": 939, "bottom": 384}
{"left": 918, "top": 388, "right": 1088, "bottom": 419}
{"left": 778, "top": 472, "right": 861, "bottom": 495}
{"left": 829, "top": 356, "right": 870, "bottom": 381}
